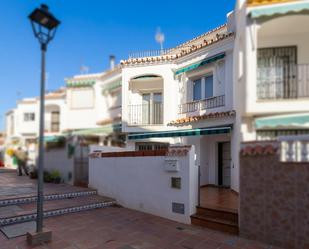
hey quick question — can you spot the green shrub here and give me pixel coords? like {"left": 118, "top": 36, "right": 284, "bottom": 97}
{"left": 29, "top": 168, "right": 38, "bottom": 179}
{"left": 50, "top": 170, "right": 61, "bottom": 184}
{"left": 43, "top": 171, "right": 52, "bottom": 183}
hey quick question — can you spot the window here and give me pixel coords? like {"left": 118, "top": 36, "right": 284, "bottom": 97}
{"left": 141, "top": 92, "right": 163, "bottom": 125}
{"left": 71, "top": 89, "right": 94, "bottom": 109}
{"left": 257, "top": 46, "right": 297, "bottom": 99}
{"left": 51, "top": 111, "right": 60, "bottom": 132}
{"left": 205, "top": 75, "right": 213, "bottom": 98}
{"left": 193, "top": 79, "right": 202, "bottom": 101}
{"left": 192, "top": 74, "right": 213, "bottom": 101}
{"left": 24, "top": 113, "right": 35, "bottom": 122}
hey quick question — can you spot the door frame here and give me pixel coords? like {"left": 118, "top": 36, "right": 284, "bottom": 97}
{"left": 217, "top": 141, "right": 231, "bottom": 188}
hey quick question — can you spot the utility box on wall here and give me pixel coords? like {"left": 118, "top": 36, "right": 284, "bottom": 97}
{"left": 164, "top": 159, "right": 179, "bottom": 172}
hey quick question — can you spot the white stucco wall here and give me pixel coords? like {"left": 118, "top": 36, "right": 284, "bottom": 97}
{"left": 122, "top": 64, "right": 178, "bottom": 133}
{"left": 89, "top": 147, "right": 198, "bottom": 224}
{"left": 240, "top": 13, "right": 309, "bottom": 115}
{"left": 65, "top": 88, "right": 98, "bottom": 130}
{"left": 95, "top": 71, "right": 122, "bottom": 123}
{"left": 177, "top": 37, "right": 235, "bottom": 115}
{"left": 14, "top": 101, "right": 38, "bottom": 137}
{"left": 44, "top": 147, "right": 74, "bottom": 184}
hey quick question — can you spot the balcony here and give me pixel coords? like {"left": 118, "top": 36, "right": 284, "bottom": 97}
{"left": 178, "top": 95, "right": 225, "bottom": 114}
{"left": 128, "top": 103, "right": 163, "bottom": 126}
{"left": 257, "top": 64, "right": 309, "bottom": 100}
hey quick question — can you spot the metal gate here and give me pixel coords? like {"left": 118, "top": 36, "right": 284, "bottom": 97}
{"left": 73, "top": 145, "right": 89, "bottom": 187}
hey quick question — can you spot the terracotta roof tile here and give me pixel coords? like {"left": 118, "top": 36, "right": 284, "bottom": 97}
{"left": 120, "top": 30, "right": 234, "bottom": 66}
{"left": 168, "top": 110, "right": 236, "bottom": 126}
{"left": 240, "top": 142, "right": 278, "bottom": 156}
{"left": 96, "top": 117, "right": 121, "bottom": 126}
{"left": 247, "top": 0, "right": 296, "bottom": 6}
{"left": 89, "top": 145, "right": 192, "bottom": 158}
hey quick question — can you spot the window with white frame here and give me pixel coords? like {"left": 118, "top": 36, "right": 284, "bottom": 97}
{"left": 193, "top": 79, "right": 202, "bottom": 101}
{"left": 24, "top": 113, "right": 35, "bottom": 122}
{"left": 141, "top": 92, "right": 163, "bottom": 125}
{"left": 192, "top": 74, "right": 213, "bottom": 101}
{"left": 70, "top": 88, "right": 94, "bottom": 109}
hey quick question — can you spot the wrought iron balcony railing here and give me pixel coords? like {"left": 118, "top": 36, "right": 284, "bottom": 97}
{"left": 128, "top": 49, "right": 174, "bottom": 59}
{"left": 128, "top": 103, "right": 163, "bottom": 125}
{"left": 178, "top": 95, "right": 225, "bottom": 114}
{"left": 257, "top": 64, "right": 309, "bottom": 100}
{"left": 128, "top": 46, "right": 191, "bottom": 59}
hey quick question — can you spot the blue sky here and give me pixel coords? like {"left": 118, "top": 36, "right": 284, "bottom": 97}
{"left": 0, "top": 0, "right": 235, "bottom": 130}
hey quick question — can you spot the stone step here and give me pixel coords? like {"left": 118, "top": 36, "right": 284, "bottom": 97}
{"left": 0, "top": 190, "right": 98, "bottom": 207}
{"left": 0, "top": 168, "right": 17, "bottom": 174}
{"left": 191, "top": 214, "right": 239, "bottom": 235}
{"left": 196, "top": 205, "right": 238, "bottom": 223}
{"left": 0, "top": 195, "right": 116, "bottom": 226}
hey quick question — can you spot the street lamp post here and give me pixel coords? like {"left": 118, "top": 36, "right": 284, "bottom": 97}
{"left": 27, "top": 4, "right": 60, "bottom": 245}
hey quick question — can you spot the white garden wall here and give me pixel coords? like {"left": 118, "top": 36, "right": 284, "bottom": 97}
{"left": 44, "top": 148, "right": 74, "bottom": 184}
{"left": 89, "top": 146, "right": 198, "bottom": 224}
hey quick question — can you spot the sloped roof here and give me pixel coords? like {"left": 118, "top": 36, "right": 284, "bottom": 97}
{"left": 168, "top": 110, "right": 236, "bottom": 126}
{"left": 45, "top": 88, "right": 66, "bottom": 99}
{"left": 121, "top": 28, "right": 234, "bottom": 66}
{"left": 247, "top": 0, "right": 297, "bottom": 6}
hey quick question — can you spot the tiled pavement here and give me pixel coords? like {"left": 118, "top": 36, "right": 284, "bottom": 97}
{"left": 0, "top": 207, "right": 283, "bottom": 249}
{"left": 0, "top": 172, "right": 91, "bottom": 200}
{"left": 0, "top": 171, "right": 282, "bottom": 249}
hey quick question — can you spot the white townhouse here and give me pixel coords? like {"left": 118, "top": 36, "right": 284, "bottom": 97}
{"left": 4, "top": 89, "right": 66, "bottom": 166}
{"left": 64, "top": 57, "right": 123, "bottom": 147}
{"left": 233, "top": 0, "right": 309, "bottom": 162}
{"left": 5, "top": 89, "right": 66, "bottom": 146}
{"left": 4, "top": 57, "right": 124, "bottom": 169}
{"left": 121, "top": 14, "right": 238, "bottom": 190}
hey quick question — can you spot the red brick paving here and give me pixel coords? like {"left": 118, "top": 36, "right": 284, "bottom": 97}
{"left": 0, "top": 207, "right": 283, "bottom": 249}
{"left": 199, "top": 187, "right": 238, "bottom": 212}
{"left": 0, "top": 172, "right": 92, "bottom": 200}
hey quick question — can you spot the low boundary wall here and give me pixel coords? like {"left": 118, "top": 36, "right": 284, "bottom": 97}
{"left": 89, "top": 146, "right": 198, "bottom": 224}
{"left": 240, "top": 141, "right": 309, "bottom": 249}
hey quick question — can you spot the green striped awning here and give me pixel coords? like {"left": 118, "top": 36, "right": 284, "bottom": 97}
{"left": 255, "top": 113, "right": 309, "bottom": 129}
{"left": 66, "top": 80, "right": 96, "bottom": 88}
{"left": 43, "top": 136, "right": 66, "bottom": 143}
{"left": 128, "top": 126, "right": 231, "bottom": 140}
{"left": 250, "top": 2, "right": 309, "bottom": 20}
{"left": 70, "top": 123, "right": 122, "bottom": 136}
{"left": 102, "top": 81, "right": 122, "bottom": 94}
{"left": 175, "top": 53, "right": 225, "bottom": 75}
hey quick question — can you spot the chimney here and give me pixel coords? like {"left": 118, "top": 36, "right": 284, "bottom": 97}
{"left": 109, "top": 55, "right": 115, "bottom": 70}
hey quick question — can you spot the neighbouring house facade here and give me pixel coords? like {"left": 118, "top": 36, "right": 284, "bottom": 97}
{"left": 234, "top": 0, "right": 309, "bottom": 142}
{"left": 4, "top": 57, "right": 124, "bottom": 176}
{"left": 4, "top": 89, "right": 66, "bottom": 167}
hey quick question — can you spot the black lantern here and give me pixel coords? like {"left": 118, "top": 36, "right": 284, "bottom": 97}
{"left": 29, "top": 4, "right": 60, "bottom": 50}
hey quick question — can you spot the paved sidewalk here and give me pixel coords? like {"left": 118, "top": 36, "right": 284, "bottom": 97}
{"left": 0, "top": 172, "right": 90, "bottom": 200}
{"left": 0, "top": 207, "right": 282, "bottom": 249}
